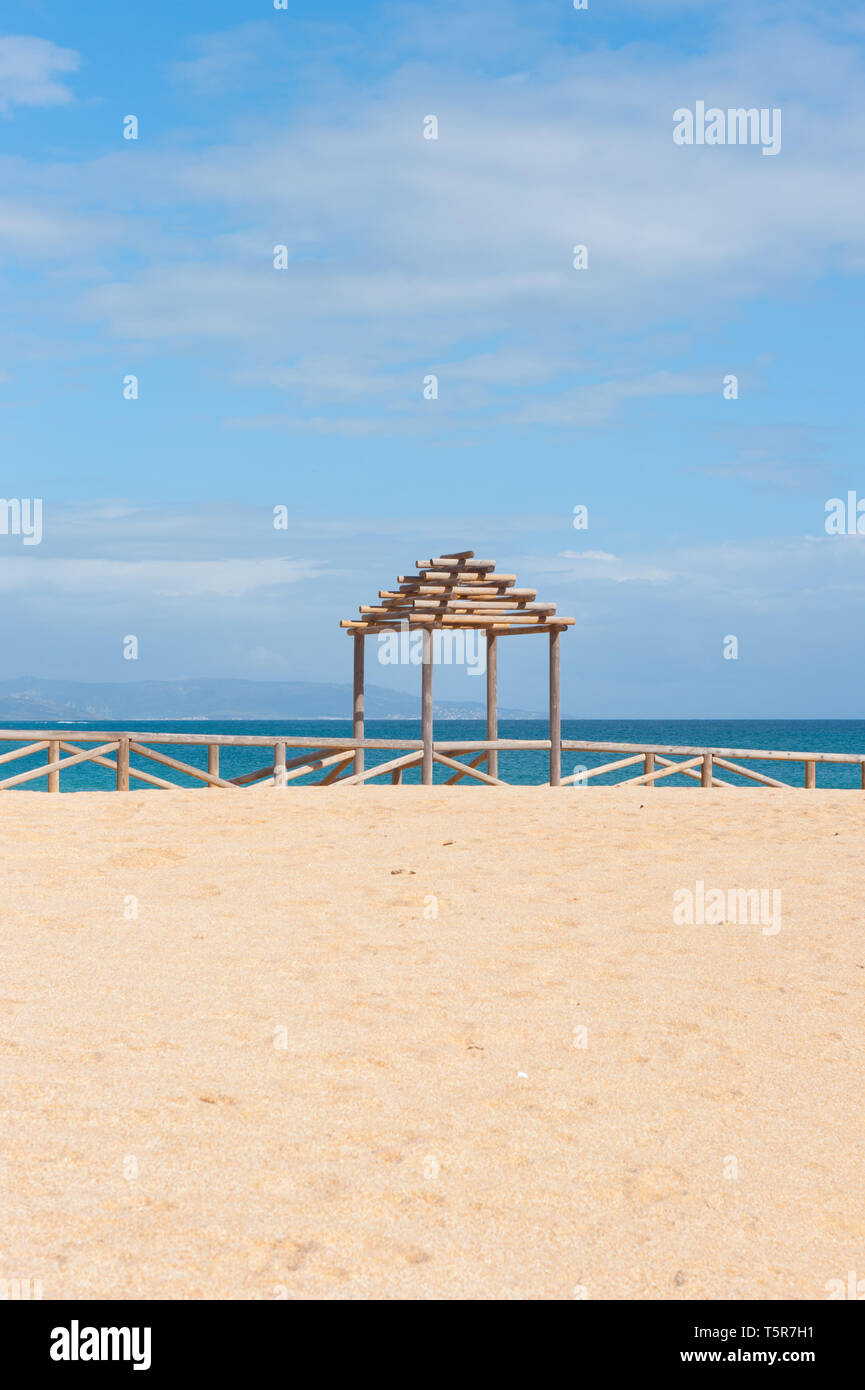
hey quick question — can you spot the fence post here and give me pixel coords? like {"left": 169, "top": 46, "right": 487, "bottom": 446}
{"left": 47, "top": 741, "right": 60, "bottom": 793}
{"left": 207, "top": 744, "right": 219, "bottom": 787}
{"left": 549, "top": 628, "right": 561, "bottom": 786}
{"left": 643, "top": 752, "right": 655, "bottom": 786}
{"left": 805, "top": 760, "right": 816, "bottom": 789}
{"left": 701, "top": 753, "right": 713, "bottom": 788}
{"left": 486, "top": 632, "right": 498, "bottom": 780}
{"left": 353, "top": 632, "right": 365, "bottom": 780}
{"left": 421, "top": 628, "right": 434, "bottom": 785}
{"left": 116, "top": 739, "right": 130, "bottom": 792}
{"left": 274, "top": 742, "right": 286, "bottom": 788}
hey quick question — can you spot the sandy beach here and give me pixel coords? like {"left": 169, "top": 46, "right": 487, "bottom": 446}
{"left": 2, "top": 786, "right": 863, "bottom": 1301}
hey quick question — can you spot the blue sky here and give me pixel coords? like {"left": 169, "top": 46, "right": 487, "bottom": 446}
{"left": 2, "top": 0, "right": 865, "bottom": 715}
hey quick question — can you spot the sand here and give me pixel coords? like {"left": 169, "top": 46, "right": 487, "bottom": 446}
{"left": 1, "top": 786, "right": 863, "bottom": 1301}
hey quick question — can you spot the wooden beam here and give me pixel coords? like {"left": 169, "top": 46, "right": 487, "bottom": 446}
{"left": 444, "top": 751, "right": 485, "bottom": 785}
{"left": 229, "top": 763, "right": 275, "bottom": 786}
{"left": 341, "top": 616, "right": 434, "bottom": 629}
{"left": 319, "top": 754, "right": 355, "bottom": 785}
{"left": 419, "top": 571, "right": 516, "bottom": 584}
{"left": 391, "top": 614, "right": 572, "bottom": 629}
{"left": 436, "top": 739, "right": 550, "bottom": 750}
{"left": 60, "top": 742, "right": 180, "bottom": 790}
{"left": 129, "top": 742, "right": 237, "bottom": 788}
{"left": 431, "top": 752, "right": 505, "bottom": 786}
{"left": 622, "top": 756, "right": 704, "bottom": 786}
{"left": 401, "top": 572, "right": 516, "bottom": 585}
{"left": 47, "top": 740, "right": 60, "bottom": 792}
{"left": 0, "top": 741, "right": 119, "bottom": 790}
{"left": 656, "top": 755, "right": 734, "bottom": 788}
{"left": 334, "top": 751, "right": 424, "bottom": 787}
{"left": 422, "top": 626, "right": 433, "bottom": 785}
{"left": 805, "top": 759, "right": 816, "bottom": 789}
{"left": 393, "top": 586, "right": 534, "bottom": 599}
{"left": 341, "top": 622, "right": 415, "bottom": 634}
{"left": 0, "top": 731, "right": 426, "bottom": 749}
{"left": 227, "top": 749, "right": 328, "bottom": 786}
{"left": 410, "top": 598, "right": 549, "bottom": 613}
{"left": 0, "top": 740, "right": 50, "bottom": 766}
{"left": 701, "top": 753, "right": 713, "bottom": 788}
{"left": 274, "top": 741, "right": 286, "bottom": 788}
{"left": 207, "top": 744, "right": 219, "bottom": 788}
{"left": 448, "top": 600, "right": 553, "bottom": 612}
{"left": 265, "top": 751, "right": 356, "bottom": 785}
{"left": 559, "top": 754, "right": 644, "bottom": 786}
{"left": 712, "top": 757, "right": 791, "bottom": 789}
{"left": 561, "top": 739, "right": 863, "bottom": 764}
{"left": 116, "top": 737, "right": 130, "bottom": 791}
{"left": 486, "top": 632, "right": 498, "bottom": 780}
{"left": 359, "top": 606, "right": 418, "bottom": 616}
{"left": 493, "top": 625, "right": 560, "bottom": 637}
{"left": 353, "top": 631, "right": 365, "bottom": 779}
{"left": 437, "top": 613, "right": 573, "bottom": 626}
{"left": 416, "top": 557, "right": 495, "bottom": 571}
{"left": 549, "top": 628, "right": 561, "bottom": 786}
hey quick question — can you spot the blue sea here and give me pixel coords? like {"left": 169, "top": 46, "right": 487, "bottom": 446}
{"left": 2, "top": 720, "right": 864, "bottom": 790}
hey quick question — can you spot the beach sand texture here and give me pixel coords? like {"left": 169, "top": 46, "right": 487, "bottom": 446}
{"left": 1, "top": 786, "right": 863, "bottom": 1301}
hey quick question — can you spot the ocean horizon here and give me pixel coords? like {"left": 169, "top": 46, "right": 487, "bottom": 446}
{"left": 3, "top": 718, "right": 864, "bottom": 790}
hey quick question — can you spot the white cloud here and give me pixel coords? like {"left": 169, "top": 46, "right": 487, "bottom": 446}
{"left": 550, "top": 549, "right": 676, "bottom": 583}
{"left": 0, "top": 37, "right": 79, "bottom": 114}
{"left": 511, "top": 369, "right": 719, "bottom": 427}
{"left": 540, "top": 534, "right": 865, "bottom": 603}
{"left": 5, "top": 11, "right": 865, "bottom": 439}
{"left": 0, "top": 556, "right": 330, "bottom": 599}
{"left": 65, "top": 20, "right": 865, "bottom": 428}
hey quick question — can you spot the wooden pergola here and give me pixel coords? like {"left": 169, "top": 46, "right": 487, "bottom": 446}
{"left": 340, "top": 549, "right": 574, "bottom": 784}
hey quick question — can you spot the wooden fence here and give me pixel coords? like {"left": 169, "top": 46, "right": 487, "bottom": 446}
{"left": 0, "top": 731, "right": 863, "bottom": 790}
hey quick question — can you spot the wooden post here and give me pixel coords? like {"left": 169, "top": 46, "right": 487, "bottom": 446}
{"left": 353, "top": 632, "right": 365, "bottom": 780}
{"left": 274, "top": 741, "right": 286, "bottom": 788}
{"left": 116, "top": 738, "right": 130, "bottom": 792}
{"left": 207, "top": 744, "right": 219, "bottom": 788}
{"left": 422, "top": 626, "right": 434, "bottom": 785}
{"left": 701, "top": 753, "right": 713, "bottom": 788}
{"left": 861, "top": 761, "right": 865, "bottom": 791}
{"left": 805, "top": 760, "right": 816, "bottom": 789}
{"left": 47, "top": 740, "right": 60, "bottom": 793}
{"left": 643, "top": 751, "right": 655, "bottom": 786}
{"left": 549, "top": 628, "right": 561, "bottom": 786}
{"left": 486, "top": 632, "right": 498, "bottom": 780}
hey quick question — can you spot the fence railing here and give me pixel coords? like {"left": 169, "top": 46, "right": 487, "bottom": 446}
{"left": 0, "top": 731, "right": 863, "bottom": 790}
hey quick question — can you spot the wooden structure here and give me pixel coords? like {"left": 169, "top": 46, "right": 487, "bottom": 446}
{"left": 0, "top": 731, "right": 863, "bottom": 791}
{"left": 339, "top": 549, "right": 575, "bottom": 785}
{"left": 0, "top": 550, "right": 861, "bottom": 792}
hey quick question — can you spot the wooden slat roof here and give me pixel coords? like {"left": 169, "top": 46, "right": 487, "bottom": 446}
{"left": 340, "top": 550, "right": 575, "bottom": 634}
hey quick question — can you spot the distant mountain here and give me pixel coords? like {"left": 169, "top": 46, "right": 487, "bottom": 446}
{"left": 0, "top": 678, "right": 541, "bottom": 721}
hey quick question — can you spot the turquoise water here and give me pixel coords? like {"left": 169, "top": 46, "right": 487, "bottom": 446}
{"left": 1, "top": 719, "right": 864, "bottom": 790}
